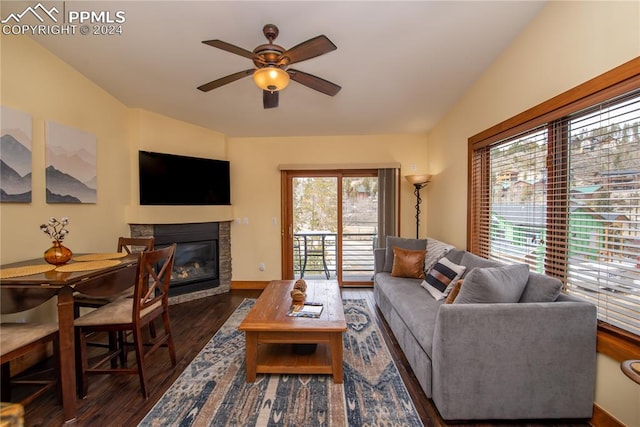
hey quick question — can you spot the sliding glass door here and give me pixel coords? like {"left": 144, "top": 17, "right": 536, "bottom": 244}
{"left": 341, "top": 175, "right": 378, "bottom": 283}
{"left": 282, "top": 170, "right": 378, "bottom": 286}
{"left": 292, "top": 176, "right": 338, "bottom": 280}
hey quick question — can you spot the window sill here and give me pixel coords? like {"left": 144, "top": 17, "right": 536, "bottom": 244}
{"left": 597, "top": 322, "right": 640, "bottom": 362}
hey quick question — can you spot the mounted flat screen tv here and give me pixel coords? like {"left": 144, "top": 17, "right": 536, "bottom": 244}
{"left": 138, "top": 151, "right": 230, "bottom": 205}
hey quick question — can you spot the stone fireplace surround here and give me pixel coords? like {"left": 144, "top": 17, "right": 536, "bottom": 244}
{"left": 129, "top": 221, "right": 231, "bottom": 304}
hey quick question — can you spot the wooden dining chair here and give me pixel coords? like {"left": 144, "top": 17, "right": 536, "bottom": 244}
{"left": 73, "top": 237, "right": 156, "bottom": 317}
{"left": 0, "top": 322, "right": 59, "bottom": 406}
{"left": 74, "top": 244, "right": 177, "bottom": 399}
{"left": 73, "top": 237, "right": 155, "bottom": 366}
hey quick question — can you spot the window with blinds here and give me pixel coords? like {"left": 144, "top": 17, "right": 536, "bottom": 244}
{"left": 566, "top": 93, "right": 640, "bottom": 335}
{"left": 469, "top": 63, "right": 640, "bottom": 336}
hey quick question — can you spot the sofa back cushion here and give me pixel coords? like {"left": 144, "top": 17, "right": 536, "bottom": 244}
{"left": 458, "top": 251, "right": 504, "bottom": 277}
{"left": 454, "top": 264, "right": 529, "bottom": 304}
{"left": 424, "top": 238, "right": 455, "bottom": 274}
{"left": 519, "top": 271, "right": 563, "bottom": 302}
{"left": 383, "top": 236, "right": 427, "bottom": 272}
{"left": 444, "top": 248, "right": 465, "bottom": 264}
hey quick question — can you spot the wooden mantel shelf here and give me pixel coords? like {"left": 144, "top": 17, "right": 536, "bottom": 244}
{"left": 125, "top": 205, "right": 234, "bottom": 224}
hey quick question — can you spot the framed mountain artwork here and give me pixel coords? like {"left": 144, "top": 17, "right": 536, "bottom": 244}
{"left": 45, "top": 121, "right": 97, "bottom": 204}
{"left": 1, "top": 106, "right": 32, "bottom": 203}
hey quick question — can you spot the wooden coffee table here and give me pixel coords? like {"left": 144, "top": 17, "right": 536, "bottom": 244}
{"left": 238, "top": 279, "right": 347, "bottom": 383}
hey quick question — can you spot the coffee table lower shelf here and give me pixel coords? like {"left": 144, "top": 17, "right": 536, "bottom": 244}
{"left": 255, "top": 343, "right": 334, "bottom": 376}
{"left": 244, "top": 331, "right": 344, "bottom": 383}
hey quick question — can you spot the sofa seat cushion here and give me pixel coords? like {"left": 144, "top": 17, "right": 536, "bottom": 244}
{"left": 375, "top": 272, "right": 443, "bottom": 357}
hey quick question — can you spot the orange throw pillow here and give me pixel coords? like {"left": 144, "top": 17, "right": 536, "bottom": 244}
{"left": 391, "top": 246, "right": 426, "bottom": 279}
{"left": 445, "top": 279, "right": 464, "bottom": 304}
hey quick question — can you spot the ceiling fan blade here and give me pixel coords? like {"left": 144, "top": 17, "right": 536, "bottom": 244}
{"left": 279, "top": 35, "right": 337, "bottom": 65}
{"left": 202, "top": 40, "right": 254, "bottom": 60}
{"left": 288, "top": 69, "right": 341, "bottom": 96}
{"left": 197, "top": 69, "right": 254, "bottom": 92}
{"left": 263, "top": 90, "right": 279, "bottom": 109}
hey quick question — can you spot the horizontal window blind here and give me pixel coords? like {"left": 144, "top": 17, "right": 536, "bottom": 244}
{"left": 469, "top": 63, "right": 640, "bottom": 336}
{"left": 487, "top": 128, "right": 549, "bottom": 269}
{"left": 565, "top": 92, "right": 640, "bottom": 335}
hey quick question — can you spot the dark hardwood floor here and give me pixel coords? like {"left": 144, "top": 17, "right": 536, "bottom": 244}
{"left": 18, "top": 288, "right": 589, "bottom": 426}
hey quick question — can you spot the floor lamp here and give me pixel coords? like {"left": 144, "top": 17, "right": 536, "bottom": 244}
{"left": 405, "top": 174, "right": 431, "bottom": 239}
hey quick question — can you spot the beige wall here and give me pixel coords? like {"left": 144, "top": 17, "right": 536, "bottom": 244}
{"left": 124, "top": 108, "right": 233, "bottom": 224}
{"left": 228, "top": 134, "right": 428, "bottom": 280}
{"left": 0, "top": 37, "right": 233, "bottom": 264}
{"left": 0, "top": 36, "right": 231, "bottom": 322}
{"left": 425, "top": 1, "right": 640, "bottom": 425}
{"left": 0, "top": 35, "right": 130, "bottom": 322}
{"left": 0, "top": 35, "right": 130, "bottom": 263}
{"left": 597, "top": 354, "right": 640, "bottom": 426}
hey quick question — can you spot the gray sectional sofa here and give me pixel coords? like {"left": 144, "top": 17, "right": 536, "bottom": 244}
{"left": 373, "top": 237, "right": 597, "bottom": 421}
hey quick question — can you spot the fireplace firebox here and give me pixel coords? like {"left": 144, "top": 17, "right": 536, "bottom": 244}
{"left": 154, "top": 223, "right": 219, "bottom": 296}
{"left": 129, "top": 221, "right": 231, "bottom": 301}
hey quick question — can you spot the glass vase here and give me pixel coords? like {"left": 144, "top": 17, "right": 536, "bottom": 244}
{"left": 44, "top": 241, "right": 73, "bottom": 266}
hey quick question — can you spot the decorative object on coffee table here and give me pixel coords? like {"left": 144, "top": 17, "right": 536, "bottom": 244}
{"left": 294, "top": 278, "right": 307, "bottom": 292}
{"left": 291, "top": 278, "right": 308, "bottom": 303}
{"left": 287, "top": 302, "right": 323, "bottom": 318}
{"left": 290, "top": 288, "right": 306, "bottom": 303}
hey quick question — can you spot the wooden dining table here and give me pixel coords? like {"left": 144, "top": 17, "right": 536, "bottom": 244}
{"left": 0, "top": 254, "right": 139, "bottom": 423}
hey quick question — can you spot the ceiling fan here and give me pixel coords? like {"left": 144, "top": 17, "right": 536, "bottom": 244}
{"left": 197, "top": 24, "right": 341, "bottom": 109}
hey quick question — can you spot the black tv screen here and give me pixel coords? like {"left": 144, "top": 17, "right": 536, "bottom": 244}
{"left": 139, "top": 151, "right": 230, "bottom": 205}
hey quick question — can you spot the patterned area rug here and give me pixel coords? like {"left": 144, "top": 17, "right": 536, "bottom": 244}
{"left": 139, "top": 299, "right": 423, "bottom": 426}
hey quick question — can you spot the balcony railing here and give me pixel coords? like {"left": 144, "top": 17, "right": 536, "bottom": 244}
{"left": 293, "top": 232, "right": 376, "bottom": 281}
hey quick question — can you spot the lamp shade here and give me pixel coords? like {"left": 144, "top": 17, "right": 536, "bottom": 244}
{"left": 405, "top": 174, "right": 431, "bottom": 185}
{"left": 253, "top": 67, "right": 290, "bottom": 92}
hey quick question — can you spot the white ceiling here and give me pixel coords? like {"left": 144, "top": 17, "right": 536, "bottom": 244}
{"left": 11, "top": 1, "right": 546, "bottom": 137}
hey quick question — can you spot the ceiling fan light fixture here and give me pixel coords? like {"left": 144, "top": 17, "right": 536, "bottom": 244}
{"left": 253, "top": 67, "right": 290, "bottom": 92}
